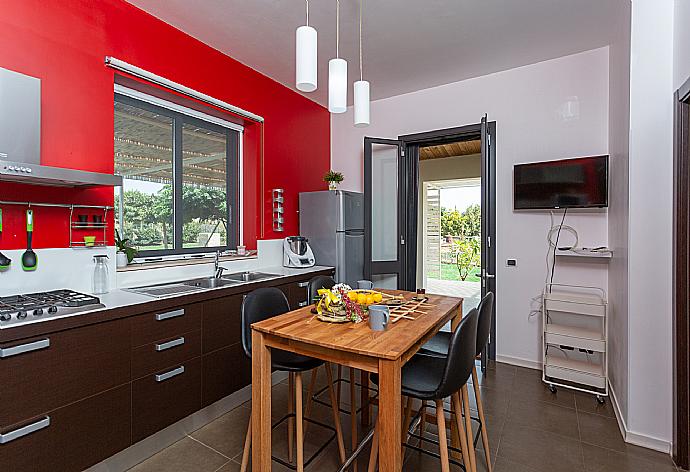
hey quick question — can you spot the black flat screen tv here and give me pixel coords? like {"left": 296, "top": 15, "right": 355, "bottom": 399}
{"left": 513, "top": 155, "right": 608, "bottom": 209}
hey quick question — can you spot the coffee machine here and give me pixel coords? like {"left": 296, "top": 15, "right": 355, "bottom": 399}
{"left": 283, "top": 236, "right": 315, "bottom": 268}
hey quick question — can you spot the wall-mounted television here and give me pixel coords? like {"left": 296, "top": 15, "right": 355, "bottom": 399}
{"left": 513, "top": 155, "right": 608, "bottom": 209}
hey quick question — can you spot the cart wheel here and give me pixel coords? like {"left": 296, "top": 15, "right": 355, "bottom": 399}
{"left": 548, "top": 384, "right": 557, "bottom": 394}
{"left": 596, "top": 395, "right": 605, "bottom": 405}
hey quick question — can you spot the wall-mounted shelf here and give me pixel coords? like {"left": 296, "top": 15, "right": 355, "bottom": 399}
{"left": 555, "top": 248, "right": 612, "bottom": 259}
{"left": 0, "top": 200, "right": 113, "bottom": 249}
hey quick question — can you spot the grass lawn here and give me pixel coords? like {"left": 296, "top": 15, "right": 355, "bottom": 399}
{"left": 431, "top": 263, "right": 481, "bottom": 282}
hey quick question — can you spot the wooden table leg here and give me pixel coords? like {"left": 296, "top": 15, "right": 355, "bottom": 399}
{"left": 378, "top": 358, "right": 402, "bottom": 472}
{"left": 360, "top": 370, "right": 371, "bottom": 427}
{"left": 252, "top": 330, "right": 272, "bottom": 471}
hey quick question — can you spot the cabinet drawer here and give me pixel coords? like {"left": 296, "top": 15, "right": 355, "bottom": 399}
{"left": 202, "top": 295, "right": 243, "bottom": 354}
{"left": 0, "top": 384, "right": 131, "bottom": 472}
{"left": 0, "top": 319, "right": 130, "bottom": 428}
{"left": 202, "top": 343, "right": 251, "bottom": 407}
{"left": 132, "top": 357, "right": 202, "bottom": 442}
{"left": 276, "top": 281, "right": 310, "bottom": 310}
{"left": 131, "top": 303, "right": 202, "bottom": 348}
{"left": 131, "top": 330, "right": 201, "bottom": 379}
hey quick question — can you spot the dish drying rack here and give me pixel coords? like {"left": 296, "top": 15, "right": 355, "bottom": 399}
{"left": 542, "top": 283, "right": 608, "bottom": 403}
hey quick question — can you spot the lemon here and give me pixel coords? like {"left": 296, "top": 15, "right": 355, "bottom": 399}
{"left": 357, "top": 293, "right": 368, "bottom": 304}
{"left": 347, "top": 291, "right": 358, "bottom": 301}
{"left": 373, "top": 292, "right": 383, "bottom": 303}
{"left": 365, "top": 294, "right": 375, "bottom": 305}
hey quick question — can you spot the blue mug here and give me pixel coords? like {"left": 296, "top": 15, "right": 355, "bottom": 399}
{"left": 368, "top": 304, "right": 390, "bottom": 331}
{"left": 357, "top": 280, "right": 374, "bottom": 290}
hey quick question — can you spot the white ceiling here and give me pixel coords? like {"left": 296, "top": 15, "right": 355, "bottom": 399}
{"left": 126, "top": 0, "right": 626, "bottom": 107}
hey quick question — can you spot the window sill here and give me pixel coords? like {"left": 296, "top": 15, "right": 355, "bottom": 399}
{"left": 117, "top": 252, "right": 257, "bottom": 272}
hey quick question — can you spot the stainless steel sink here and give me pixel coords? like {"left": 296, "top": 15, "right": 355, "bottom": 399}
{"left": 182, "top": 277, "right": 239, "bottom": 289}
{"left": 222, "top": 271, "right": 279, "bottom": 283}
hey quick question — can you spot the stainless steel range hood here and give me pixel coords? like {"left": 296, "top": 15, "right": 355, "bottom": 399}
{"left": 0, "top": 67, "right": 122, "bottom": 187}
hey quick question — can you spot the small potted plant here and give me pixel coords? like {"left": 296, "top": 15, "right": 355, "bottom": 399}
{"left": 324, "top": 170, "right": 344, "bottom": 191}
{"left": 115, "top": 230, "right": 137, "bottom": 268}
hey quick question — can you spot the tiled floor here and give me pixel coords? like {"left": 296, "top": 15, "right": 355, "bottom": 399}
{"left": 128, "top": 362, "right": 679, "bottom": 472}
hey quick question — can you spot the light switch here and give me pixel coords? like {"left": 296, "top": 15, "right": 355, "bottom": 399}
{"left": 506, "top": 259, "right": 517, "bottom": 267}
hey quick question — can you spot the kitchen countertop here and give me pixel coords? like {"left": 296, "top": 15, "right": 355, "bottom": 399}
{"left": 0, "top": 265, "right": 334, "bottom": 342}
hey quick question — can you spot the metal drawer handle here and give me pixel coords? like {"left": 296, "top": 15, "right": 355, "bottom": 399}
{"left": 155, "top": 308, "right": 185, "bottom": 321}
{"left": 297, "top": 281, "right": 309, "bottom": 288}
{"left": 298, "top": 301, "right": 308, "bottom": 307}
{"left": 0, "top": 416, "right": 50, "bottom": 444}
{"left": 0, "top": 338, "right": 50, "bottom": 359}
{"left": 155, "top": 337, "right": 185, "bottom": 352}
{"left": 155, "top": 365, "right": 185, "bottom": 382}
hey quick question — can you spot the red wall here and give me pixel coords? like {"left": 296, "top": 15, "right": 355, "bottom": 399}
{"left": 0, "top": 0, "right": 330, "bottom": 250}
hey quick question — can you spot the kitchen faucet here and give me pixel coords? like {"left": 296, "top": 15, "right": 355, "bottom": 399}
{"left": 214, "top": 251, "right": 226, "bottom": 278}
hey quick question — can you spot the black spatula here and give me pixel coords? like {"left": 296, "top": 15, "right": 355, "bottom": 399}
{"left": 0, "top": 208, "right": 10, "bottom": 271}
{"left": 21, "top": 209, "right": 37, "bottom": 271}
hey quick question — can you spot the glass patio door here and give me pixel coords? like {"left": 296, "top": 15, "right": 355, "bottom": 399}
{"left": 364, "top": 137, "right": 405, "bottom": 289}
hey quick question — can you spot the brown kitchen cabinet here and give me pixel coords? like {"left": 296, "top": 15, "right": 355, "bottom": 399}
{"left": 0, "top": 269, "right": 334, "bottom": 471}
{"left": 0, "top": 384, "right": 131, "bottom": 472}
{"left": 132, "top": 356, "right": 202, "bottom": 442}
{"left": 0, "top": 318, "right": 130, "bottom": 428}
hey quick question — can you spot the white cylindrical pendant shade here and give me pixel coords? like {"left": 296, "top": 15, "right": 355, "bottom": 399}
{"left": 354, "top": 80, "right": 370, "bottom": 127}
{"left": 328, "top": 58, "right": 348, "bottom": 113}
{"left": 296, "top": 25, "right": 317, "bottom": 92}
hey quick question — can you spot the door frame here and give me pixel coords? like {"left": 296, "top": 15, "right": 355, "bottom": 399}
{"left": 399, "top": 121, "right": 497, "bottom": 360}
{"left": 674, "top": 74, "right": 690, "bottom": 470}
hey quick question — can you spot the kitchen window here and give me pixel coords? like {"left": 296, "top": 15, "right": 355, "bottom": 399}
{"left": 114, "top": 89, "right": 240, "bottom": 257}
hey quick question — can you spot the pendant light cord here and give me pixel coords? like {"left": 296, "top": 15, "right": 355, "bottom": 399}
{"left": 359, "top": 0, "right": 363, "bottom": 80}
{"left": 336, "top": 0, "right": 340, "bottom": 58}
{"left": 305, "top": 0, "right": 309, "bottom": 25}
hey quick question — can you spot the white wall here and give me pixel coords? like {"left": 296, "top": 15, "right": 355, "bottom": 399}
{"left": 332, "top": 48, "right": 610, "bottom": 368}
{"left": 607, "top": 0, "right": 632, "bottom": 427}
{"left": 625, "top": 0, "right": 674, "bottom": 450}
{"left": 674, "top": 0, "right": 690, "bottom": 90}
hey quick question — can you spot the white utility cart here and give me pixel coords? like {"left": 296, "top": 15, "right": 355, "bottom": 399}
{"left": 542, "top": 284, "right": 608, "bottom": 404}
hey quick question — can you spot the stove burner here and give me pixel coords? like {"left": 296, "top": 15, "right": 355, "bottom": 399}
{"left": 0, "top": 290, "right": 103, "bottom": 327}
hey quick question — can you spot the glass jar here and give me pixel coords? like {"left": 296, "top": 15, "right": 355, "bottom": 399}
{"left": 92, "top": 255, "right": 110, "bottom": 294}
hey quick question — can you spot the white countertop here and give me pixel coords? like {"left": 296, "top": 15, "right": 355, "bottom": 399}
{"left": 1, "top": 265, "right": 333, "bottom": 330}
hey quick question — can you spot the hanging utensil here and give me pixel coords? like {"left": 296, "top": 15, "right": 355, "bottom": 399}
{"left": 21, "top": 209, "right": 37, "bottom": 271}
{"left": 0, "top": 208, "right": 10, "bottom": 270}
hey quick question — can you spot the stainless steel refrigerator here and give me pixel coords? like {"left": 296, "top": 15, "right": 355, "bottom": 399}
{"left": 299, "top": 190, "right": 364, "bottom": 286}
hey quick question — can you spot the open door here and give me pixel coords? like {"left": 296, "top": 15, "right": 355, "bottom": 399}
{"left": 364, "top": 137, "right": 406, "bottom": 289}
{"left": 480, "top": 115, "right": 497, "bottom": 366}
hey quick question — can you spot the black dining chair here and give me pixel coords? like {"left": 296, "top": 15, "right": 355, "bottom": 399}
{"left": 239, "top": 287, "right": 346, "bottom": 472}
{"left": 417, "top": 292, "right": 495, "bottom": 472}
{"left": 368, "top": 307, "right": 480, "bottom": 472}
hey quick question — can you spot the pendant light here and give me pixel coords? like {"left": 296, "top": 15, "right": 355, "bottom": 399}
{"left": 296, "top": 0, "right": 317, "bottom": 92}
{"left": 328, "top": 0, "right": 347, "bottom": 113}
{"left": 354, "top": 0, "right": 370, "bottom": 127}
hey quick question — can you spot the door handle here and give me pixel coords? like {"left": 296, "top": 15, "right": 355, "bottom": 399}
{"left": 481, "top": 269, "right": 495, "bottom": 279}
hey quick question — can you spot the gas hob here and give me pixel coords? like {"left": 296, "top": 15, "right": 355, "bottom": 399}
{"left": 0, "top": 290, "right": 105, "bottom": 328}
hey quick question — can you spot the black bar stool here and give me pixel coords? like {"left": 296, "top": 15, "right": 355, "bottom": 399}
{"left": 239, "top": 288, "right": 346, "bottom": 472}
{"left": 418, "top": 292, "right": 495, "bottom": 472}
{"left": 368, "top": 307, "right": 479, "bottom": 472}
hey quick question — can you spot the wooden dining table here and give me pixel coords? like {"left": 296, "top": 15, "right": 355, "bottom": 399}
{"left": 251, "top": 290, "right": 463, "bottom": 472}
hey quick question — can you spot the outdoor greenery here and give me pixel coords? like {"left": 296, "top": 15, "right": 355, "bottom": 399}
{"left": 115, "top": 185, "right": 227, "bottom": 251}
{"left": 440, "top": 204, "right": 480, "bottom": 239}
{"left": 438, "top": 203, "right": 481, "bottom": 282}
{"left": 440, "top": 263, "right": 481, "bottom": 282}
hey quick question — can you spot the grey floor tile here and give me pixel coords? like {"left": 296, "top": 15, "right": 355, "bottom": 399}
{"left": 190, "top": 405, "right": 252, "bottom": 459}
{"left": 498, "top": 422, "right": 584, "bottom": 472}
{"left": 214, "top": 460, "right": 239, "bottom": 472}
{"left": 578, "top": 411, "right": 626, "bottom": 452}
{"left": 582, "top": 443, "right": 677, "bottom": 472}
{"left": 128, "top": 437, "right": 229, "bottom": 472}
{"left": 575, "top": 392, "right": 616, "bottom": 418}
{"left": 506, "top": 397, "right": 580, "bottom": 439}
{"left": 494, "top": 456, "right": 541, "bottom": 472}
{"left": 512, "top": 374, "right": 577, "bottom": 409}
